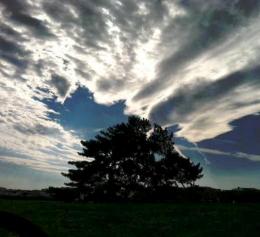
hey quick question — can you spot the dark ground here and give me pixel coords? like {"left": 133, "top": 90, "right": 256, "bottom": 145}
{"left": 0, "top": 199, "right": 260, "bottom": 237}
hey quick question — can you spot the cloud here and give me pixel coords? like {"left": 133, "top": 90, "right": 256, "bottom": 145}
{"left": 0, "top": 75, "right": 81, "bottom": 173}
{"left": 48, "top": 74, "right": 71, "bottom": 98}
{"left": 1, "top": 0, "right": 260, "bottom": 175}
{"left": 180, "top": 145, "right": 260, "bottom": 163}
{"left": 0, "top": 35, "right": 29, "bottom": 69}
{"left": 0, "top": 0, "right": 53, "bottom": 38}
{"left": 197, "top": 114, "right": 260, "bottom": 157}
{"left": 133, "top": 0, "right": 260, "bottom": 100}
{"left": 150, "top": 65, "right": 260, "bottom": 141}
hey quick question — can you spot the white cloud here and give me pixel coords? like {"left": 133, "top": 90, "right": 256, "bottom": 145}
{"left": 179, "top": 145, "right": 260, "bottom": 162}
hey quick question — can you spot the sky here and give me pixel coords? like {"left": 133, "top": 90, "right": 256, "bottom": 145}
{"left": 0, "top": 0, "right": 260, "bottom": 189}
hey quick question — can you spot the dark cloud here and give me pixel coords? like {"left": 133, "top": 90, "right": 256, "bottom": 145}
{"left": 149, "top": 65, "right": 260, "bottom": 125}
{"left": 0, "top": 0, "right": 52, "bottom": 70}
{"left": 13, "top": 123, "right": 60, "bottom": 136}
{"left": 11, "top": 13, "right": 53, "bottom": 38}
{"left": 0, "top": 0, "right": 53, "bottom": 38}
{"left": 0, "top": 24, "right": 23, "bottom": 40}
{"left": 198, "top": 114, "right": 260, "bottom": 156}
{"left": 0, "top": 35, "right": 25, "bottom": 55}
{"left": 42, "top": 0, "right": 167, "bottom": 59}
{"left": 42, "top": 0, "right": 110, "bottom": 48}
{"left": 178, "top": 0, "right": 260, "bottom": 16}
{"left": 230, "top": 0, "right": 260, "bottom": 17}
{"left": 96, "top": 78, "right": 125, "bottom": 92}
{"left": 48, "top": 74, "right": 71, "bottom": 97}
{"left": 0, "top": 0, "right": 28, "bottom": 13}
{"left": 0, "top": 35, "right": 29, "bottom": 68}
{"left": 0, "top": 54, "right": 28, "bottom": 69}
{"left": 134, "top": 0, "right": 260, "bottom": 101}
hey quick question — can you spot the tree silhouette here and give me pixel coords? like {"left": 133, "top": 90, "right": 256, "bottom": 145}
{"left": 62, "top": 116, "right": 203, "bottom": 199}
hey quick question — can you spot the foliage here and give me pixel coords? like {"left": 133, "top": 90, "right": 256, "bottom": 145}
{"left": 62, "top": 116, "right": 203, "bottom": 199}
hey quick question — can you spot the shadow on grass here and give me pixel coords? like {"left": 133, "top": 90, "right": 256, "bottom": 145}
{"left": 0, "top": 211, "right": 48, "bottom": 237}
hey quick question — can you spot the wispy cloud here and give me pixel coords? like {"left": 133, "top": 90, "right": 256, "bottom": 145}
{"left": 179, "top": 145, "right": 260, "bottom": 162}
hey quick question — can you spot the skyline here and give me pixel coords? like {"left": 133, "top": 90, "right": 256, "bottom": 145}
{"left": 0, "top": 0, "right": 260, "bottom": 189}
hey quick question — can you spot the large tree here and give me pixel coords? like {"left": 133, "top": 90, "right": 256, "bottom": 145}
{"left": 62, "top": 116, "right": 203, "bottom": 199}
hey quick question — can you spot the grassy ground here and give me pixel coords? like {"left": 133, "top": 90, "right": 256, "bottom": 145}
{"left": 0, "top": 228, "right": 17, "bottom": 237}
{"left": 0, "top": 199, "right": 260, "bottom": 237}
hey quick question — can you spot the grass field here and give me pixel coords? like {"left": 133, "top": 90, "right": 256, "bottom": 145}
{"left": 0, "top": 199, "right": 260, "bottom": 237}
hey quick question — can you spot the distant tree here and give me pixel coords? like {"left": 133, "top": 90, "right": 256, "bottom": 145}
{"left": 62, "top": 116, "right": 203, "bottom": 199}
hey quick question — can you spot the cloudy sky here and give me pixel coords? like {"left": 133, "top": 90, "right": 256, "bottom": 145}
{"left": 1, "top": 0, "right": 260, "bottom": 189}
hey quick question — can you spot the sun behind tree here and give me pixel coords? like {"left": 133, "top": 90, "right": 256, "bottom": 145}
{"left": 62, "top": 116, "right": 203, "bottom": 200}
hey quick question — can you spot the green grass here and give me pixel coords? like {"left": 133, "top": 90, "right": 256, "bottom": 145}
{"left": 0, "top": 199, "right": 260, "bottom": 237}
{"left": 0, "top": 228, "right": 18, "bottom": 237}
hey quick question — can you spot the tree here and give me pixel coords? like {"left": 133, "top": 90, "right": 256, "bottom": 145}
{"left": 62, "top": 116, "right": 203, "bottom": 199}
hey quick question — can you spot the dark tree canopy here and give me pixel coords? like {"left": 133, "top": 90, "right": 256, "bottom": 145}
{"left": 62, "top": 116, "right": 203, "bottom": 199}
